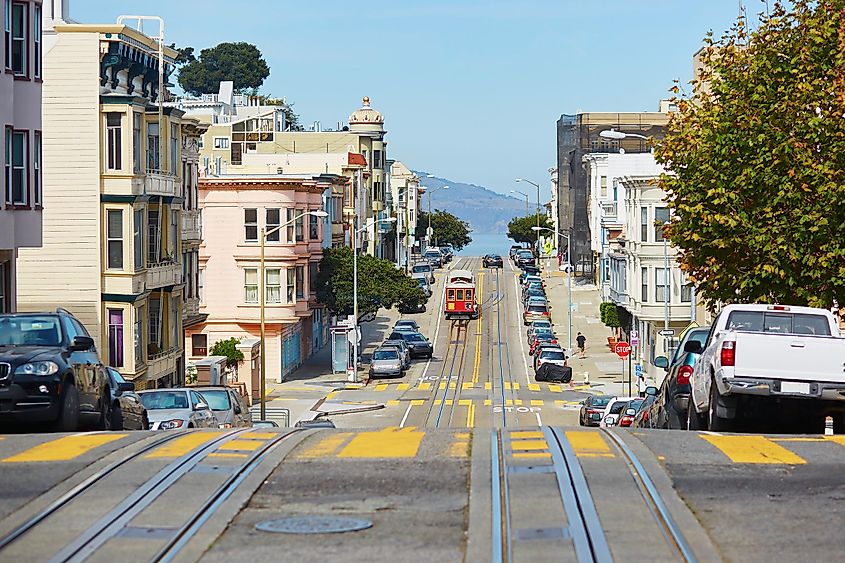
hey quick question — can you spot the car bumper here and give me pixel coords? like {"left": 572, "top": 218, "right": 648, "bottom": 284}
{"left": 370, "top": 367, "right": 403, "bottom": 377}
{"left": 408, "top": 347, "right": 432, "bottom": 358}
{"left": 719, "top": 376, "right": 845, "bottom": 402}
{"left": 0, "top": 382, "right": 61, "bottom": 422}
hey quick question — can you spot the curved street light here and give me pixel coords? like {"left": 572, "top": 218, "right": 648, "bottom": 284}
{"left": 517, "top": 178, "right": 542, "bottom": 253}
{"left": 599, "top": 128, "right": 649, "bottom": 140}
{"left": 510, "top": 189, "right": 529, "bottom": 216}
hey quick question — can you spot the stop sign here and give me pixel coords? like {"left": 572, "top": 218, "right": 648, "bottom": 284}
{"left": 615, "top": 341, "right": 631, "bottom": 359}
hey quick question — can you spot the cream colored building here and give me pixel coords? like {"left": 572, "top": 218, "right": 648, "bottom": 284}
{"left": 388, "top": 161, "right": 421, "bottom": 271}
{"left": 17, "top": 13, "right": 190, "bottom": 389}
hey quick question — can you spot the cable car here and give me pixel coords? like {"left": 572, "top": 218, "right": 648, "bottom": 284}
{"left": 445, "top": 279, "right": 478, "bottom": 320}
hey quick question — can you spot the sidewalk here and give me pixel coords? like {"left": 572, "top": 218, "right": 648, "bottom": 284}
{"left": 541, "top": 271, "right": 628, "bottom": 397}
{"left": 262, "top": 307, "right": 400, "bottom": 425}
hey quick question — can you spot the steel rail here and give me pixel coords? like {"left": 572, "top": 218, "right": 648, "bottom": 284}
{"left": 0, "top": 430, "right": 190, "bottom": 551}
{"left": 434, "top": 321, "right": 468, "bottom": 427}
{"left": 490, "top": 430, "right": 512, "bottom": 563}
{"left": 494, "top": 268, "right": 507, "bottom": 426}
{"left": 152, "top": 429, "right": 305, "bottom": 562}
{"left": 601, "top": 429, "right": 697, "bottom": 563}
{"left": 545, "top": 427, "right": 613, "bottom": 563}
{"left": 51, "top": 428, "right": 253, "bottom": 563}
{"left": 422, "top": 321, "right": 457, "bottom": 424}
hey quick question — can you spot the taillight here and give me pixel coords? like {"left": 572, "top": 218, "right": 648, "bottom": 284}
{"left": 721, "top": 341, "right": 736, "bottom": 367}
{"left": 676, "top": 365, "right": 693, "bottom": 385}
{"left": 465, "top": 302, "right": 472, "bottom": 309}
{"left": 542, "top": 311, "right": 548, "bottom": 316}
{"left": 620, "top": 416, "right": 634, "bottom": 427}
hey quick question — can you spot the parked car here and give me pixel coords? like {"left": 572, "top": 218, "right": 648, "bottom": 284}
{"left": 190, "top": 386, "right": 253, "bottom": 428}
{"left": 528, "top": 327, "right": 555, "bottom": 346}
{"left": 516, "top": 249, "right": 535, "bottom": 267}
{"left": 252, "top": 420, "right": 279, "bottom": 428}
{"left": 522, "top": 281, "right": 545, "bottom": 296}
{"left": 388, "top": 330, "right": 434, "bottom": 359}
{"left": 688, "top": 304, "right": 845, "bottom": 433}
{"left": 520, "top": 264, "right": 540, "bottom": 276}
{"left": 534, "top": 346, "right": 567, "bottom": 372}
{"left": 412, "top": 274, "right": 433, "bottom": 298}
{"left": 370, "top": 348, "right": 404, "bottom": 378}
{"left": 394, "top": 319, "right": 419, "bottom": 332}
{"left": 526, "top": 319, "right": 553, "bottom": 338}
{"left": 0, "top": 308, "right": 108, "bottom": 432}
{"left": 630, "top": 389, "right": 660, "bottom": 428}
{"left": 412, "top": 262, "right": 435, "bottom": 283}
{"left": 523, "top": 303, "right": 551, "bottom": 326}
{"left": 438, "top": 247, "right": 453, "bottom": 263}
{"left": 398, "top": 300, "right": 426, "bottom": 314}
{"left": 649, "top": 327, "right": 710, "bottom": 429}
{"left": 423, "top": 249, "right": 443, "bottom": 268}
{"left": 617, "top": 398, "right": 646, "bottom": 428}
{"left": 529, "top": 336, "right": 559, "bottom": 356}
{"left": 381, "top": 339, "right": 412, "bottom": 369}
{"left": 524, "top": 296, "right": 549, "bottom": 312}
{"left": 579, "top": 395, "right": 613, "bottom": 427}
{"left": 483, "top": 254, "right": 503, "bottom": 268}
{"left": 104, "top": 367, "right": 149, "bottom": 430}
{"left": 509, "top": 245, "right": 524, "bottom": 260}
{"left": 600, "top": 396, "right": 637, "bottom": 428}
{"left": 521, "top": 274, "right": 544, "bottom": 287}
{"left": 137, "top": 388, "right": 218, "bottom": 430}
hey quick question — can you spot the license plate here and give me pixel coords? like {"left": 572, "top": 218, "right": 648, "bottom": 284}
{"left": 590, "top": 414, "right": 601, "bottom": 420}
{"left": 781, "top": 381, "right": 811, "bottom": 395}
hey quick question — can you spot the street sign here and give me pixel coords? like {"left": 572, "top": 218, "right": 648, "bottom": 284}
{"left": 635, "top": 364, "right": 642, "bottom": 377}
{"left": 630, "top": 336, "right": 639, "bottom": 347}
{"left": 615, "top": 342, "right": 631, "bottom": 359}
{"left": 658, "top": 329, "right": 675, "bottom": 337}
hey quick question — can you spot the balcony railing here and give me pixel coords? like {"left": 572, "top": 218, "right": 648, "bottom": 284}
{"left": 182, "top": 210, "right": 202, "bottom": 242}
{"left": 145, "top": 170, "right": 178, "bottom": 197}
{"left": 601, "top": 201, "right": 618, "bottom": 219}
{"left": 183, "top": 297, "right": 200, "bottom": 320}
{"left": 147, "top": 260, "right": 182, "bottom": 289}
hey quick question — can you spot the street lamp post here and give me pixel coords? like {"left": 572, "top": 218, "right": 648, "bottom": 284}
{"left": 423, "top": 178, "right": 449, "bottom": 251}
{"left": 516, "top": 178, "right": 541, "bottom": 256}
{"left": 662, "top": 221, "right": 670, "bottom": 335}
{"left": 533, "top": 226, "right": 573, "bottom": 355}
{"left": 350, "top": 216, "right": 397, "bottom": 383}
{"left": 510, "top": 189, "right": 529, "bottom": 216}
{"left": 259, "top": 209, "right": 328, "bottom": 420}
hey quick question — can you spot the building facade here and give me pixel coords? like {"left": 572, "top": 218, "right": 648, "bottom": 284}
{"left": 555, "top": 109, "right": 670, "bottom": 277}
{"left": 1, "top": 0, "right": 43, "bottom": 313}
{"left": 16, "top": 15, "right": 188, "bottom": 389}
{"left": 186, "top": 174, "right": 343, "bottom": 395}
{"left": 388, "top": 160, "right": 420, "bottom": 270}
{"left": 181, "top": 118, "right": 207, "bottom": 333}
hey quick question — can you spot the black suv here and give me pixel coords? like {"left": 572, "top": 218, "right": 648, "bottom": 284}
{"left": 0, "top": 308, "right": 108, "bottom": 431}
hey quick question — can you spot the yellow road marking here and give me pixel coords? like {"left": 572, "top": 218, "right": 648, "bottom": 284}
{"left": 218, "top": 439, "right": 264, "bottom": 452}
{"left": 387, "top": 400, "right": 401, "bottom": 406}
{"left": 530, "top": 400, "right": 544, "bottom": 406}
{"left": 449, "top": 382, "right": 457, "bottom": 390}
{"left": 439, "top": 382, "right": 447, "bottom": 390}
{"left": 772, "top": 437, "right": 826, "bottom": 442}
{"left": 511, "top": 431, "right": 544, "bottom": 439}
{"left": 375, "top": 384, "right": 388, "bottom": 392}
{"left": 2, "top": 434, "right": 128, "bottom": 463}
{"left": 528, "top": 384, "right": 541, "bottom": 392}
{"left": 418, "top": 383, "right": 431, "bottom": 391}
{"left": 411, "top": 399, "right": 425, "bottom": 406}
{"left": 240, "top": 432, "right": 278, "bottom": 440}
{"left": 297, "top": 432, "right": 354, "bottom": 458}
{"left": 548, "top": 384, "right": 562, "bottom": 393}
{"left": 511, "top": 440, "right": 549, "bottom": 451}
{"left": 472, "top": 272, "right": 484, "bottom": 384}
{"left": 325, "top": 391, "right": 337, "bottom": 400}
{"left": 338, "top": 427, "right": 424, "bottom": 459}
{"left": 484, "top": 382, "right": 492, "bottom": 390}
{"left": 462, "top": 382, "right": 475, "bottom": 390}
{"left": 701, "top": 435, "right": 806, "bottom": 464}
{"left": 458, "top": 399, "right": 473, "bottom": 406}
{"left": 207, "top": 452, "right": 248, "bottom": 459}
{"left": 484, "top": 399, "right": 492, "bottom": 406}
{"left": 504, "top": 382, "right": 520, "bottom": 391}
{"left": 145, "top": 432, "right": 227, "bottom": 459}
{"left": 450, "top": 432, "right": 470, "bottom": 456}
{"left": 397, "top": 383, "right": 410, "bottom": 391}
{"left": 513, "top": 452, "right": 551, "bottom": 459}
{"left": 826, "top": 436, "right": 845, "bottom": 446}
{"left": 466, "top": 402, "right": 476, "bottom": 427}
{"left": 565, "top": 431, "right": 614, "bottom": 458}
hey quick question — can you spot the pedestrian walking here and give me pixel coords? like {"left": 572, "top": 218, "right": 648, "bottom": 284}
{"left": 637, "top": 374, "right": 647, "bottom": 398}
{"left": 576, "top": 332, "right": 586, "bottom": 358}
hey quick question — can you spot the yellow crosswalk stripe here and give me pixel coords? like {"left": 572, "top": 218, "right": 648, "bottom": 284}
{"left": 439, "top": 382, "right": 447, "bottom": 390}
{"left": 511, "top": 439, "right": 549, "bottom": 451}
{"left": 387, "top": 400, "right": 401, "bottom": 406}
{"left": 530, "top": 400, "right": 544, "bottom": 406}
{"left": 513, "top": 452, "right": 552, "bottom": 459}
{"left": 548, "top": 384, "right": 562, "bottom": 393}
{"left": 528, "top": 384, "right": 541, "bottom": 392}
{"left": 2, "top": 433, "right": 128, "bottom": 463}
{"left": 511, "top": 431, "right": 544, "bottom": 439}
{"left": 462, "top": 382, "right": 475, "bottom": 390}
{"left": 484, "top": 382, "right": 492, "bottom": 390}
{"left": 218, "top": 439, "right": 264, "bottom": 452}
{"left": 338, "top": 427, "right": 424, "bottom": 459}
{"left": 458, "top": 399, "right": 472, "bottom": 406}
{"left": 297, "top": 432, "right": 354, "bottom": 458}
{"left": 411, "top": 399, "right": 425, "bottom": 406}
{"left": 565, "top": 431, "right": 614, "bottom": 458}
{"left": 418, "top": 383, "right": 431, "bottom": 391}
{"left": 397, "top": 383, "right": 410, "bottom": 391}
{"left": 145, "top": 432, "right": 227, "bottom": 459}
{"left": 701, "top": 435, "right": 806, "bottom": 464}
{"left": 240, "top": 432, "right": 278, "bottom": 440}
{"left": 503, "top": 382, "right": 520, "bottom": 391}
{"left": 449, "top": 432, "right": 470, "bottom": 457}
{"left": 375, "top": 384, "right": 388, "bottom": 392}
{"left": 484, "top": 399, "right": 492, "bottom": 406}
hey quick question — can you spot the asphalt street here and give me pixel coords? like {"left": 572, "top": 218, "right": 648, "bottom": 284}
{"left": 0, "top": 258, "right": 843, "bottom": 561}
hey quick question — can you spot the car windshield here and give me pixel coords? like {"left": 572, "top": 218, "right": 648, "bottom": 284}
{"left": 195, "top": 389, "right": 232, "bottom": 411}
{"left": 139, "top": 391, "right": 189, "bottom": 410}
{"left": 412, "top": 265, "right": 431, "bottom": 273}
{"left": 404, "top": 333, "right": 426, "bottom": 342}
{"left": 0, "top": 316, "right": 63, "bottom": 347}
{"left": 541, "top": 351, "right": 565, "bottom": 360}
{"left": 374, "top": 350, "right": 399, "bottom": 360}
{"left": 528, "top": 305, "right": 547, "bottom": 313}
{"left": 416, "top": 279, "right": 428, "bottom": 287}
{"left": 590, "top": 396, "right": 612, "bottom": 408}
{"left": 725, "top": 311, "right": 831, "bottom": 336}
{"left": 609, "top": 401, "right": 629, "bottom": 415}
{"left": 534, "top": 329, "right": 553, "bottom": 336}
{"left": 532, "top": 321, "right": 552, "bottom": 329}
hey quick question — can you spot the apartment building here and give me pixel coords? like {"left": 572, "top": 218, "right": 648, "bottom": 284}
{"left": 16, "top": 13, "right": 189, "bottom": 388}
{"left": 0, "top": 0, "right": 43, "bottom": 312}
{"left": 187, "top": 173, "right": 345, "bottom": 394}
{"left": 180, "top": 118, "right": 207, "bottom": 332}
{"left": 387, "top": 160, "right": 421, "bottom": 270}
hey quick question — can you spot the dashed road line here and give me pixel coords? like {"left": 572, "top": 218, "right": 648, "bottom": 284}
{"left": 701, "top": 434, "right": 806, "bottom": 465}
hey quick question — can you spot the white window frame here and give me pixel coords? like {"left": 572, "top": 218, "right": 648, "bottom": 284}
{"left": 106, "top": 113, "right": 122, "bottom": 171}
{"left": 33, "top": 130, "right": 40, "bottom": 206}
{"left": 244, "top": 268, "right": 258, "bottom": 303}
{"left": 11, "top": 129, "right": 27, "bottom": 206}
{"left": 655, "top": 267, "right": 669, "bottom": 303}
{"left": 244, "top": 208, "right": 258, "bottom": 242}
{"left": 266, "top": 268, "right": 281, "bottom": 304}
{"left": 32, "top": 2, "right": 39, "bottom": 78}
{"left": 212, "top": 136, "right": 230, "bottom": 149}
{"left": 106, "top": 209, "right": 124, "bottom": 270}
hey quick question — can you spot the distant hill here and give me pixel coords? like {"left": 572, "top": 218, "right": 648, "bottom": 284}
{"left": 412, "top": 171, "right": 526, "bottom": 234}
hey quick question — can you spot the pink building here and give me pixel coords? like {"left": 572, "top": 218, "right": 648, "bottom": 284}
{"left": 1, "top": 0, "right": 42, "bottom": 312}
{"left": 186, "top": 174, "right": 345, "bottom": 398}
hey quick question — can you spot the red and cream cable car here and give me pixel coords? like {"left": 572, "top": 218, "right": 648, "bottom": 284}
{"left": 444, "top": 269, "right": 478, "bottom": 320}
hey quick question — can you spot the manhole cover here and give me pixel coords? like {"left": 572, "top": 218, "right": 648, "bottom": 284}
{"left": 255, "top": 516, "right": 373, "bottom": 535}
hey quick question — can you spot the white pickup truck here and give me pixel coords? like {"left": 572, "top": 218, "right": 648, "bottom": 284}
{"left": 688, "top": 304, "right": 845, "bottom": 433}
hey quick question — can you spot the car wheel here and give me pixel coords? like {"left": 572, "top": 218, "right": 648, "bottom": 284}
{"left": 110, "top": 403, "right": 125, "bottom": 431}
{"left": 54, "top": 383, "right": 80, "bottom": 433}
{"left": 667, "top": 406, "right": 684, "bottom": 430}
{"left": 98, "top": 397, "right": 111, "bottom": 431}
{"left": 686, "top": 398, "right": 704, "bottom": 431}
{"left": 707, "top": 380, "right": 732, "bottom": 432}
{"left": 142, "top": 413, "right": 150, "bottom": 430}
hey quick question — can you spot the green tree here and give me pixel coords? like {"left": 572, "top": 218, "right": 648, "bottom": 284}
{"left": 316, "top": 247, "right": 426, "bottom": 319}
{"left": 209, "top": 337, "right": 244, "bottom": 370}
{"left": 177, "top": 42, "right": 270, "bottom": 96}
{"left": 415, "top": 209, "right": 472, "bottom": 250}
{"left": 655, "top": 1, "right": 845, "bottom": 309}
{"left": 507, "top": 213, "right": 551, "bottom": 244}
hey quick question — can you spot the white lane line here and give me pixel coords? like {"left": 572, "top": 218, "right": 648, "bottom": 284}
{"left": 421, "top": 261, "right": 451, "bottom": 379}
{"left": 399, "top": 403, "right": 413, "bottom": 428}
{"left": 535, "top": 411, "right": 543, "bottom": 426}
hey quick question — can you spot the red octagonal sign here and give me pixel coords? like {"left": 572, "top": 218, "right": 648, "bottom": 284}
{"left": 615, "top": 341, "right": 631, "bottom": 359}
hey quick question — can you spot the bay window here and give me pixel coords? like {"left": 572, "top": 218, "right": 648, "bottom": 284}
{"left": 296, "top": 265, "right": 304, "bottom": 299}
{"left": 106, "top": 113, "right": 122, "bottom": 170}
{"left": 286, "top": 268, "right": 295, "bottom": 303}
{"left": 244, "top": 268, "right": 258, "bottom": 303}
{"left": 266, "top": 208, "right": 280, "bottom": 242}
{"left": 106, "top": 209, "right": 123, "bottom": 270}
{"left": 107, "top": 309, "right": 124, "bottom": 368}
{"left": 266, "top": 268, "right": 281, "bottom": 304}
{"left": 11, "top": 1, "right": 26, "bottom": 76}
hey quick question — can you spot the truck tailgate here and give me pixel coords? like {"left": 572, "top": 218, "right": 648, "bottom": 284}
{"left": 735, "top": 332, "right": 845, "bottom": 384}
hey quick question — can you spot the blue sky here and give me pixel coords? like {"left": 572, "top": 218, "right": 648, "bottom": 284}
{"left": 72, "top": 0, "right": 744, "bottom": 196}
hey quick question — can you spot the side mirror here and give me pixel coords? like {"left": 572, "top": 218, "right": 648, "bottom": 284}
{"left": 684, "top": 341, "right": 703, "bottom": 354}
{"left": 653, "top": 356, "right": 669, "bottom": 369}
{"left": 194, "top": 402, "right": 209, "bottom": 411}
{"left": 625, "top": 408, "right": 637, "bottom": 416}
{"left": 117, "top": 381, "right": 135, "bottom": 395}
{"left": 69, "top": 335, "right": 95, "bottom": 352}
{"left": 233, "top": 403, "right": 242, "bottom": 414}
{"left": 645, "top": 386, "right": 658, "bottom": 396}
